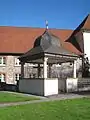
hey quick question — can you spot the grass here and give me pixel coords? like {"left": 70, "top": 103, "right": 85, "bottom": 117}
{"left": 0, "top": 97, "right": 90, "bottom": 120}
{"left": 0, "top": 92, "right": 40, "bottom": 103}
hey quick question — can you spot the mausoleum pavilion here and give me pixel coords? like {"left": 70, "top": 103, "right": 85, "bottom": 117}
{"left": 19, "top": 28, "right": 78, "bottom": 96}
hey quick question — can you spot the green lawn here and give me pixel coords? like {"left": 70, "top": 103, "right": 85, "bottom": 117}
{"left": 0, "top": 98, "right": 90, "bottom": 120}
{"left": 0, "top": 92, "right": 39, "bottom": 103}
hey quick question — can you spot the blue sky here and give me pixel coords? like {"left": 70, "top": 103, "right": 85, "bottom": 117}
{"left": 0, "top": 0, "right": 90, "bottom": 29}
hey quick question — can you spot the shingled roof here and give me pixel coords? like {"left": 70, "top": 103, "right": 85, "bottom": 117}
{"left": 0, "top": 26, "right": 82, "bottom": 55}
{"left": 19, "top": 29, "right": 78, "bottom": 62}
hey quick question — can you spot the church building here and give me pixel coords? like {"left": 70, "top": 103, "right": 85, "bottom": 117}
{"left": 0, "top": 14, "right": 90, "bottom": 94}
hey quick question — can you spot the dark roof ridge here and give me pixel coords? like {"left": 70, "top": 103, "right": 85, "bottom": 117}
{"left": 65, "top": 14, "right": 90, "bottom": 43}
{"left": 75, "top": 14, "right": 89, "bottom": 30}
{"left": 69, "top": 14, "right": 90, "bottom": 37}
{"left": 65, "top": 15, "right": 90, "bottom": 54}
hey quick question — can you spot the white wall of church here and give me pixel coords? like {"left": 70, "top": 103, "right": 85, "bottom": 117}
{"left": 83, "top": 32, "right": 90, "bottom": 61}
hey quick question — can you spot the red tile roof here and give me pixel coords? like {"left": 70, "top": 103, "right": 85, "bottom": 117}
{"left": 0, "top": 26, "right": 82, "bottom": 55}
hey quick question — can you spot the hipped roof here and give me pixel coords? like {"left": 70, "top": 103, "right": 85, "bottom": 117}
{"left": 19, "top": 30, "right": 77, "bottom": 62}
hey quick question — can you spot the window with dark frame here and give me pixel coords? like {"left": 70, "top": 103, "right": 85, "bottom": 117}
{"left": 0, "top": 73, "right": 6, "bottom": 82}
{"left": 15, "top": 74, "right": 21, "bottom": 81}
{"left": 0, "top": 57, "right": 6, "bottom": 65}
{"left": 15, "top": 57, "right": 21, "bottom": 66}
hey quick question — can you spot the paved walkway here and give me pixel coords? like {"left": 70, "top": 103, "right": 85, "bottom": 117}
{"left": 0, "top": 92, "right": 89, "bottom": 108}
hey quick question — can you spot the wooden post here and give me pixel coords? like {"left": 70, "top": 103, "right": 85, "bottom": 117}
{"left": 73, "top": 60, "right": 77, "bottom": 78}
{"left": 43, "top": 57, "right": 48, "bottom": 78}
{"left": 21, "top": 62, "right": 24, "bottom": 78}
{"left": 38, "top": 64, "right": 41, "bottom": 78}
{"left": 48, "top": 64, "right": 52, "bottom": 78}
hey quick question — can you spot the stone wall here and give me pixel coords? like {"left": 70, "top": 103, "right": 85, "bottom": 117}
{"left": 0, "top": 56, "right": 21, "bottom": 84}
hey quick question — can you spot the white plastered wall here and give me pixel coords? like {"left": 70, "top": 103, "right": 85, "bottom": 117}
{"left": 44, "top": 78, "right": 58, "bottom": 96}
{"left": 83, "top": 32, "right": 90, "bottom": 62}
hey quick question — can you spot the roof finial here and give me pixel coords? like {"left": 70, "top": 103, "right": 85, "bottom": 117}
{"left": 45, "top": 20, "right": 48, "bottom": 30}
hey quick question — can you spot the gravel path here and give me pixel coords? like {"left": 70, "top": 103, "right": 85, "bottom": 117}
{"left": 0, "top": 93, "right": 88, "bottom": 108}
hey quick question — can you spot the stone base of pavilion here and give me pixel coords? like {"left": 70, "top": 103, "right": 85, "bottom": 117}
{"left": 19, "top": 77, "right": 78, "bottom": 96}
{"left": 19, "top": 78, "right": 58, "bottom": 96}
